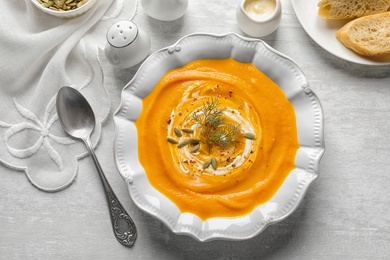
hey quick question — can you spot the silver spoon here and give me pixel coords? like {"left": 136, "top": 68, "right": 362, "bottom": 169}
{"left": 56, "top": 86, "right": 137, "bottom": 247}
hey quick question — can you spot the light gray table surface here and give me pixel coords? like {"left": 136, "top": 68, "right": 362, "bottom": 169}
{"left": 1, "top": 0, "right": 390, "bottom": 259}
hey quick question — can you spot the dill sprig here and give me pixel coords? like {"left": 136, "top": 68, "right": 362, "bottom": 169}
{"left": 191, "top": 97, "right": 240, "bottom": 153}
{"left": 192, "top": 97, "right": 225, "bottom": 127}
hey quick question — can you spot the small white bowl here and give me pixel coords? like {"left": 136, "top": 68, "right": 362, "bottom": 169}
{"left": 236, "top": 0, "right": 282, "bottom": 37}
{"left": 141, "top": 0, "right": 188, "bottom": 21}
{"left": 30, "top": 0, "right": 97, "bottom": 18}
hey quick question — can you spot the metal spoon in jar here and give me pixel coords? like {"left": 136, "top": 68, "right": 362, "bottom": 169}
{"left": 56, "top": 86, "right": 137, "bottom": 247}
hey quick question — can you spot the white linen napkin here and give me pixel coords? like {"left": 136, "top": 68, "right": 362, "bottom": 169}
{"left": 0, "top": 0, "right": 134, "bottom": 192}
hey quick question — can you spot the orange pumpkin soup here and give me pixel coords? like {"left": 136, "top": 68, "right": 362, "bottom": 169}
{"left": 135, "top": 58, "right": 299, "bottom": 220}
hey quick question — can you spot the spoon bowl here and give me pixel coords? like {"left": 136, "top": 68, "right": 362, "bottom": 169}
{"left": 56, "top": 87, "right": 95, "bottom": 140}
{"left": 56, "top": 86, "right": 137, "bottom": 247}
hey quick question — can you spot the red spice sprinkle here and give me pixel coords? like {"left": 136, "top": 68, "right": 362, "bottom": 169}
{"left": 167, "top": 118, "right": 171, "bottom": 124}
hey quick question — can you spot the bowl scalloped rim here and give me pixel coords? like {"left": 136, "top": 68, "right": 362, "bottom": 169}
{"left": 113, "top": 32, "right": 325, "bottom": 242}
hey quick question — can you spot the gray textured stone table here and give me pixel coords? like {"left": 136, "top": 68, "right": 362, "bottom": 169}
{"left": 1, "top": 0, "right": 389, "bottom": 259}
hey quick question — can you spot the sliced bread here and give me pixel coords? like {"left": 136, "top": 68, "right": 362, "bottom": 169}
{"left": 318, "top": 0, "right": 390, "bottom": 19}
{"left": 335, "top": 12, "right": 390, "bottom": 56}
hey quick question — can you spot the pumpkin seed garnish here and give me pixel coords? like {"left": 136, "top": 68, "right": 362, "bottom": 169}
{"left": 203, "top": 158, "right": 212, "bottom": 169}
{"left": 190, "top": 144, "right": 200, "bottom": 153}
{"left": 211, "top": 157, "right": 218, "bottom": 170}
{"left": 177, "top": 139, "right": 190, "bottom": 148}
{"left": 188, "top": 138, "right": 200, "bottom": 144}
{"left": 242, "top": 132, "right": 256, "bottom": 140}
{"left": 177, "top": 138, "right": 199, "bottom": 148}
{"left": 167, "top": 137, "right": 178, "bottom": 144}
{"left": 181, "top": 128, "right": 194, "bottom": 133}
{"left": 174, "top": 127, "right": 182, "bottom": 137}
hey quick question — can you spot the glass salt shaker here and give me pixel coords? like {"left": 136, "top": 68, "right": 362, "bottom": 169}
{"left": 141, "top": 0, "right": 188, "bottom": 21}
{"left": 104, "top": 20, "right": 151, "bottom": 68}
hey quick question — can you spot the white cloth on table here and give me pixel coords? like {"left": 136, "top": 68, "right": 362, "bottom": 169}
{"left": 0, "top": 0, "right": 136, "bottom": 192}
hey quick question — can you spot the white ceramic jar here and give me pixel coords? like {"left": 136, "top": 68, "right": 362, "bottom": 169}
{"left": 104, "top": 20, "right": 151, "bottom": 68}
{"left": 236, "top": 0, "right": 282, "bottom": 37}
{"left": 141, "top": 0, "right": 188, "bottom": 21}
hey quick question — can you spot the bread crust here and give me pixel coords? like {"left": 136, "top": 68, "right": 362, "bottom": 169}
{"left": 318, "top": 0, "right": 390, "bottom": 20}
{"left": 336, "top": 12, "right": 390, "bottom": 56}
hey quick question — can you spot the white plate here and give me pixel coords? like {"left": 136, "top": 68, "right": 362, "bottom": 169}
{"left": 291, "top": 0, "right": 390, "bottom": 65}
{"left": 113, "top": 33, "right": 325, "bottom": 241}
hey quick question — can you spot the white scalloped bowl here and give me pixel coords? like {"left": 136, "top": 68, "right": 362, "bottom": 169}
{"left": 113, "top": 33, "right": 325, "bottom": 242}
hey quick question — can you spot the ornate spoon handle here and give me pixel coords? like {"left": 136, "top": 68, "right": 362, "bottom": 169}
{"left": 104, "top": 184, "right": 137, "bottom": 247}
{"left": 84, "top": 137, "right": 137, "bottom": 247}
